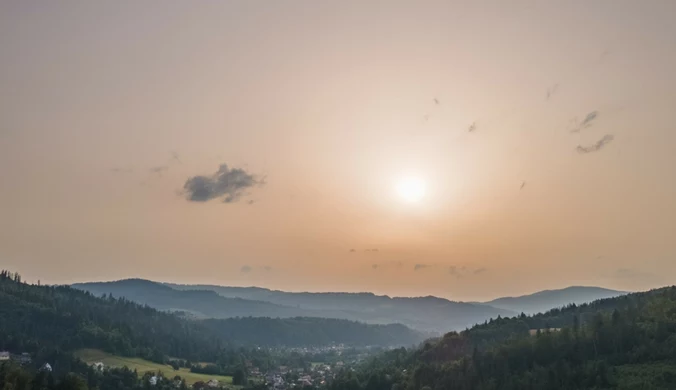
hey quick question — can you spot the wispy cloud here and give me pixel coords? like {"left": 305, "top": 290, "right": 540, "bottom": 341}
{"left": 111, "top": 167, "right": 134, "bottom": 174}
{"left": 170, "top": 151, "right": 182, "bottom": 164}
{"left": 240, "top": 265, "right": 252, "bottom": 273}
{"left": 546, "top": 83, "right": 559, "bottom": 100}
{"left": 150, "top": 166, "right": 168, "bottom": 177}
{"left": 576, "top": 134, "right": 614, "bottom": 154}
{"left": 570, "top": 111, "right": 599, "bottom": 133}
{"left": 414, "top": 264, "right": 430, "bottom": 271}
{"left": 183, "top": 163, "right": 262, "bottom": 203}
{"left": 448, "top": 265, "right": 487, "bottom": 278}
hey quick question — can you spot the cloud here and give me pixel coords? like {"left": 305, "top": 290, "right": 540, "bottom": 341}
{"left": 183, "top": 163, "right": 262, "bottom": 203}
{"left": 474, "top": 268, "right": 487, "bottom": 275}
{"left": 349, "top": 249, "right": 356, "bottom": 253}
{"left": 414, "top": 264, "right": 429, "bottom": 271}
{"left": 570, "top": 111, "right": 599, "bottom": 132}
{"left": 576, "top": 134, "right": 615, "bottom": 154}
{"left": 263, "top": 266, "right": 272, "bottom": 272}
{"left": 170, "top": 151, "right": 182, "bottom": 164}
{"left": 372, "top": 264, "right": 379, "bottom": 270}
{"left": 546, "top": 83, "right": 559, "bottom": 100}
{"left": 468, "top": 122, "right": 476, "bottom": 132}
{"left": 364, "top": 248, "right": 379, "bottom": 252}
{"left": 111, "top": 167, "right": 134, "bottom": 174}
{"left": 613, "top": 268, "right": 663, "bottom": 286}
{"left": 150, "top": 166, "right": 168, "bottom": 176}
{"left": 240, "top": 265, "right": 252, "bottom": 273}
{"left": 448, "top": 266, "right": 462, "bottom": 277}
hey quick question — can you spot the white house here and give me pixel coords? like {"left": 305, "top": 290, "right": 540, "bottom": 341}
{"left": 149, "top": 376, "right": 158, "bottom": 386}
{"left": 40, "top": 363, "right": 53, "bottom": 372}
{"left": 0, "top": 352, "right": 10, "bottom": 361}
{"left": 92, "top": 362, "right": 104, "bottom": 371}
{"left": 206, "top": 379, "right": 219, "bottom": 388}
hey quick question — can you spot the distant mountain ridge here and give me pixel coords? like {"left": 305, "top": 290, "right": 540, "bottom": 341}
{"left": 72, "top": 279, "right": 626, "bottom": 333}
{"left": 73, "top": 279, "right": 513, "bottom": 333}
{"left": 480, "top": 286, "right": 627, "bottom": 314}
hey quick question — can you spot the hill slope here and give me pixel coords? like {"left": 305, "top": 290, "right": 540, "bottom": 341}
{"left": 2, "top": 272, "right": 424, "bottom": 353}
{"left": 332, "top": 286, "right": 676, "bottom": 390}
{"left": 482, "top": 286, "right": 627, "bottom": 314}
{"left": 200, "top": 317, "right": 425, "bottom": 347}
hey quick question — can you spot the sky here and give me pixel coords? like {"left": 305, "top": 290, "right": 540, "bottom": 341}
{"left": 1, "top": 1, "right": 676, "bottom": 301}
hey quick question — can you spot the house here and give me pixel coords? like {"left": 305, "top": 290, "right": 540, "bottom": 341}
{"left": 92, "top": 362, "right": 104, "bottom": 371}
{"left": 12, "top": 353, "right": 31, "bottom": 365}
{"left": 40, "top": 363, "right": 53, "bottom": 372}
{"left": 0, "top": 352, "right": 9, "bottom": 361}
{"left": 149, "top": 376, "right": 158, "bottom": 386}
{"left": 206, "top": 379, "right": 219, "bottom": 388}
{"left": 529, "top": 328, "right": 562, "bottom": 336}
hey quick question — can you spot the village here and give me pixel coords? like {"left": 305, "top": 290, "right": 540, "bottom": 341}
{"left": 1, "top": 346, "right": 375, "bottom": 390}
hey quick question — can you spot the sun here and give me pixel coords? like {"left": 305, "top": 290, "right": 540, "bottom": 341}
{"left": 395, "top": 176, "right": 427, "bottom": 203}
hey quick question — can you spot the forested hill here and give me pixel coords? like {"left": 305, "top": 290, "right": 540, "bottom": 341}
{"left": 328, "top": 285, "right": 676, "bottom": 390}
{"left": 0, "top": 271, "right": 423, "bottom": 360}
{"left": 201, "top": 317, "right": 426, "bottom": 347}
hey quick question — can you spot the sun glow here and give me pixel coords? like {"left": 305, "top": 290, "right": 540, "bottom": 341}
{"left": 395, "top": 177, "right": 427, "bottom": 203}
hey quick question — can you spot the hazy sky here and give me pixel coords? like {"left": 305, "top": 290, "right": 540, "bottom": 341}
{"left": 2, "top": 1, "right": 676, "bottom": 301}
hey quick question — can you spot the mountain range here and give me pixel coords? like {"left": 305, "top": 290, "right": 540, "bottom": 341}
{"left": 72, "top": 279, "right": 626, "bottom": 333}
{"left": 480, "top": 286, "right": 627, "bottom": 314}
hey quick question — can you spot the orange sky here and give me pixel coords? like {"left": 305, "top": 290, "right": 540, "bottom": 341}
{"left": 2, "top": 1, "right": 676, "bottom": 301}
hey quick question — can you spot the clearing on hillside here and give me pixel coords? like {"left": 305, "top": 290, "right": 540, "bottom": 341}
{"left": 74, "top": 349, "right": 234, "bottom": 386}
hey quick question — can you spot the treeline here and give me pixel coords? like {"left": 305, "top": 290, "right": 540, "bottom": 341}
{"left": 0, "top": 271, "right": 232, "bottom": 363}
{"left": 200, "top": 317, "right": 424, "bottom": 347}
{"left": 327, "top": 286, "right": 676, "bottom": 390}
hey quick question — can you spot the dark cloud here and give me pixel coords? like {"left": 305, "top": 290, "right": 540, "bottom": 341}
{"left": 520, "top": 181, "right": 526, "bottom": 190}
{"left": 183, "top": 163, "right": 261, "bottom": 203}
{"left": 474, "top": 268, "right": 487, "bottom": 275}
{"left": 240, "top": 265, "right": 252, "bottom": 273}
{"left": 372, "top": 264, "right": 379, "bottom": 270}
{"left": 263, "top": 266, "right": 272, "bottom": 272}
{"left": 576, "top": 134, "right": 614, "bottom": 154}
{"left": 433, "top": 98, "right": 439, "bottom": 105}
{"left": 468, "top": 122, "right": 476, "bottom": 132}
{"left": 247, "top": 200, "right": 256, "bottom": 205}
{"left": 570, "top": 111, "right": 599, "bottom": 132}
{"left": 414, "top": 264, "right": 429, "bottom": 271}
{"left": 349, "top": 249, "right": 356, "bottom": 253}
{"left": 546, "top": 84, "right": 559, "bottom": 100}
{"left": 150, "top": 166, "right": 168, "bottom": 176}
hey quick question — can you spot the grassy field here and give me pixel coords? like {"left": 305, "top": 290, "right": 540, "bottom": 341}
{"left": 74, "top": 349, "right": 234, "bottom": 386}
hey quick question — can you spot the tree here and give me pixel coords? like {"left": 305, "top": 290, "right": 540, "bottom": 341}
{"left": 232, "top": 369, "right": 246, "bottom": 386}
